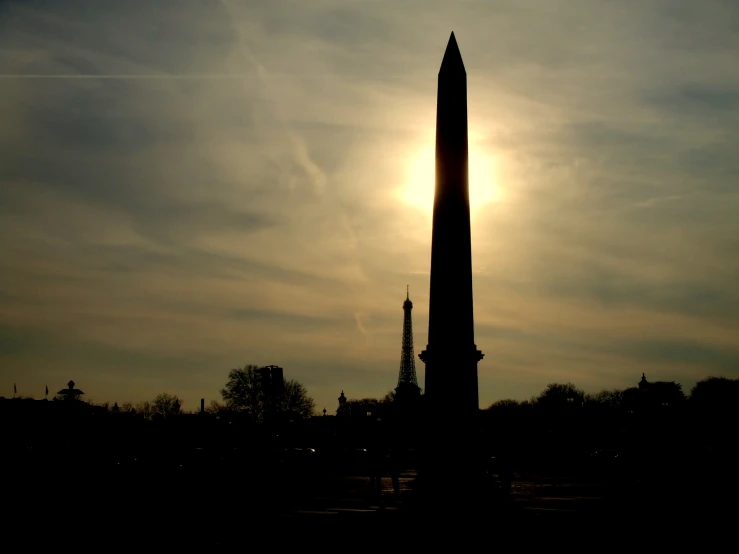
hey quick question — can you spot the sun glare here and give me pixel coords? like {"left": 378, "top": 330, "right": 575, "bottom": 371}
{"left": 402, "top": 138, "right": 499, "bottom": 215}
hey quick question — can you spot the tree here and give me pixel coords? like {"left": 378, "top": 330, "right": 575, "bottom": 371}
{"left": 151, "top": 393, "right": 182, "bottom": 418}
{"left": 206, "top": 400, "right": 233, "bottom": 416}
{"left": 690, "top": 377, "right": 739, "bottom": 411}
{"left": 585, "top": 389, "right": 624, "bottom": 411}
{"left": 343, "top": 397, "right": 383, "bottom": 419}
{"left": 688, "top": 377, "right": 739, "bottom": 449}
{"left": 621, "top": 387, "right": 640, "bottom": 413}
{"left": 488, "top": 399, "right": 521, "bottom": 411}
{"left": 220, "top": 364, "right": 315, "bottom": 423}
{"left": 135, "top": 400, "right": 153, "bottom": 420}
{"left": 221, "top": 365, "right": 264, "bottom": 421}
{"left": 270, "top": 380, "right": 315, "bottom": 422}
{"left": 537, "top": 382, "right": 585, "bottom": 411}
{"left": 690, "top": 377, "right": 739, "bottom": 414}
{"left": 648, "top": 381, "right": 686, "bottom": 408}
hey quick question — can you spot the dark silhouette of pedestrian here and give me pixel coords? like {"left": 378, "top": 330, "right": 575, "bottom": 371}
{"left": 388, "top": 447, "right": 401, "bottom": 496}
{"left": 367, "top": 432, "right": 383, "bottom": 497}
{"left": 499, "top": 454, "right": 513, "bottom": 494}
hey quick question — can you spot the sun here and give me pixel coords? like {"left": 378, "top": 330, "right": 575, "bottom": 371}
{"left": 402, "top": 136, "right": 499, "bottom": 215}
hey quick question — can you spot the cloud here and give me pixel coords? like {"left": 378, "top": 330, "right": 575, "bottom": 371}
{"left": 1, "top": 0, "right": 738, "bottom": 411}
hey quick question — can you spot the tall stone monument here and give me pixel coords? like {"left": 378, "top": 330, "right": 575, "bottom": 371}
{"left": 419, "top": 32, "right": 484, "bottom": 495}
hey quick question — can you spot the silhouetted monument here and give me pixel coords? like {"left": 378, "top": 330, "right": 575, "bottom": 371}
{"left": 395, "top": 286, "right": 421, "bottom": 400}
{"left": 337, "top": 390, "right": 348, "bottom": 416}
{"left": 57, "top": 380, "right": 84, "bottom": 401}
{"left": 418, "top": 32, "right": 485, "bottom": 498}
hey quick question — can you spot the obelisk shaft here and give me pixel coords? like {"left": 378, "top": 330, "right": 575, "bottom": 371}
{"left": 421, "top": 32, "right": 482, "bottom": 419}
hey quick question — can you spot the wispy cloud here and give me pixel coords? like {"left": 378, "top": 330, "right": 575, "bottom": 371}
{"left": 1, "top": 0, "right": 738, "bottom": 409}
{"left": 0, "top": 73, "right": 256, "bottom": 79}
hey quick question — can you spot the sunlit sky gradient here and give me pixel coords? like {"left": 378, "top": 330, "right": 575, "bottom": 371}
{"left": 2, "top": 0, "right": 738, "bottom": 412}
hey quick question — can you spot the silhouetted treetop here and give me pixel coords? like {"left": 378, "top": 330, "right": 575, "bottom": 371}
{"left": 152, "top": 393, "right": 183, "bottom": 418}
{"left": 488, "top": 399, "right": 521, "bottom": 410}
{"left": 220, "top": 364, "right": 314, "bottom": 423}
{"left": 586, "top": 389, "right": 624, "bottom": 411}
{"left": 486, "top": 399, "right": 528, "bottom": 414}
{"left": 689, "top": 377, "right": 739, "bottom": 415}
{"left": 537, "top": 383, "right": 585, "bottom": 410}
{"left": 221, "top": 365, "right": 263, "bottom": 420}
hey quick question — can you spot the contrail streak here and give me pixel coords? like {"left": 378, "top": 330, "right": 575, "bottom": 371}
{"left": 0, "top": 73, "right": 255, "bottom": 80}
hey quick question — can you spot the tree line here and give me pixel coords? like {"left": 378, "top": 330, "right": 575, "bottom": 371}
{"left": 486, "top": 375, "right": 738, "bottom": 416}
{"left": 480, "top": 375, "right": 739, "bottom": 473}
{"left": 23, "top": 369, "right": 738, "bottom": 434}
{"left": 91, "top": 364, "right": 315, "bottom": 422}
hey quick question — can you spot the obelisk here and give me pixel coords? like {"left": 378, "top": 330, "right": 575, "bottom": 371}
{"left": 419, "top": 32, "right": 484, "bottom": 493}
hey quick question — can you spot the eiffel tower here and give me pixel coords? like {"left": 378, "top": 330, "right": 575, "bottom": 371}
{"left": 396, "top": 286, "right": 421, "bottom": 400}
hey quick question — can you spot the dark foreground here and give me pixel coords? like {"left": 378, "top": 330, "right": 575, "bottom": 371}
{"left": 4, "top": 447, "right": 735, "bottom": 546}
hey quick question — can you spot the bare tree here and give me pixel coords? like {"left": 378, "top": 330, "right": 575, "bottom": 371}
{"left": 586, "top": 389, "right": 624, "bottom": 411}
{"left": 205, "top": 399, "right": 232, "bottom": 416}
{"left": 135, "top": 400, "right": 153, "bottom": 420}
{"left": 151, "top": 393, "right": 182, "bottom": 418}
{"left": 271, "top": 379, "right": 315, "bottom": 421}
{"left": 220, "top": 365, "right": 264, "bottom": 421}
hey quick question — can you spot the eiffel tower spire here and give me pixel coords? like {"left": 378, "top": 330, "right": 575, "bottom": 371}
{"left": 396, "top": 287, "right": 421, "bottom": 398}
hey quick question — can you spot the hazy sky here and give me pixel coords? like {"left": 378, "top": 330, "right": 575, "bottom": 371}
{"left": 2, "top": 0, "right": 738, "bottom": 412}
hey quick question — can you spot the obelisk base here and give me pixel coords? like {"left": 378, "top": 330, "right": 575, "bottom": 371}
{"left": 415, "top": 402, "right": 491, "bottom": 514}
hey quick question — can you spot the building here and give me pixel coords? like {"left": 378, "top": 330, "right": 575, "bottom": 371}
{"left": 255, "top": 365, "right": 284, "bottom": 395}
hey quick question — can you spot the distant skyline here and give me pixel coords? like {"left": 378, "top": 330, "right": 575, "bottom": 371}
{"left": 1, "top": 1, "right": 738, "bottom": 413}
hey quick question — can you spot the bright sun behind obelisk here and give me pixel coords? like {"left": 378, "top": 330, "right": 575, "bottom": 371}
{"left": 403, "top": 136, "right": 498, "bottom": 215}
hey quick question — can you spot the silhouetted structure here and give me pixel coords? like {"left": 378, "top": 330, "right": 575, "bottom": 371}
{"left": 337, "top": 390, "right": 348, "bottom": 416}
{"left": 419, "top": 32, "right": 484, "bottom": 414}
{"left": 57, "top": 380, "right": 84, "bottom": 401}
{"left": 256, "top": 365, "right": 285, "bottom": 395}
{"left": 418, "top": 32, "right": 485, "bottom": 499}
{"left": 396, "top": 287, "right": 421, "bottom": 400}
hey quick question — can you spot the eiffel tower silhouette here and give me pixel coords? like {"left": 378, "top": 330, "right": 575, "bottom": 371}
{"left": 396, "top": 286, "right": 421, "bottom": 399}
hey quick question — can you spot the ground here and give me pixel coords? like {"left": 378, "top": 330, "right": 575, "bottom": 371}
{"left": 5, "top": 453, "right": 733, "bottom": 547}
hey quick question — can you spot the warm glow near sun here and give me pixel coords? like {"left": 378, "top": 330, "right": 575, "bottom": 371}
{"left": 402, "top": 137, "right": 499, "bottom": 215}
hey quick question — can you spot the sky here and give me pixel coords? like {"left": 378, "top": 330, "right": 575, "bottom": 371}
{"left": 1, "top": 0, "right": 738, "bottom": 413}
